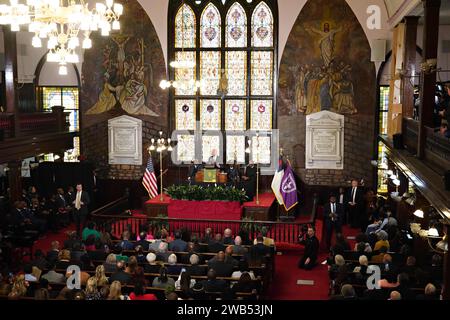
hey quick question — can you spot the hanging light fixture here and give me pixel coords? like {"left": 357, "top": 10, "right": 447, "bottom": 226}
{"left": 0, "top": 0, "right": 123, "bottom": 74}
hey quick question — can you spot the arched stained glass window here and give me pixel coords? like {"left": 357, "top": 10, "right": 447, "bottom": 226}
{"left": 226, "top": 2, "right": 247, "bottom": 48}
{"left": 251, "top": 2, "right": 273, "bottom": 47}
{"left": 169, "top": 1, "right": 278, "bottom": 165}
{"left": 201, "top": 3, "right": 221, "bottom": 48}
{"left": 175, "top": 4, "right": 196, "bottom": 48}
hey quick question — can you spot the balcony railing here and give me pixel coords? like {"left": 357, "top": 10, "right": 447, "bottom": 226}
{"left": 0, "top": 106, "right": 70, "bottom": 140}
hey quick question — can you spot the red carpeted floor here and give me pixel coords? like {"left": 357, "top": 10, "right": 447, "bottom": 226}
{"left": 267, "top": 224, "right": 360, "bottom": 300}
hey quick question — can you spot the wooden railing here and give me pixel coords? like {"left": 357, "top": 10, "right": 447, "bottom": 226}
{"left": 0, "top": 106, "right": 70, "bottom": 140}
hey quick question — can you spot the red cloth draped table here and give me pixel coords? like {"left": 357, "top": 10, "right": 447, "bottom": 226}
{"left": 168, "top": 200, "right": 242, "bottom": 220}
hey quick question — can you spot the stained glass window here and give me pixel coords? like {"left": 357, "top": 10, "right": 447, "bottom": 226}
{"left": 175, "top": 99, "right": 196, "bottom": 130}
{"left": 200, "top": 51, "right": 221, "bottom": 95}
{"left": 170, "top": 0, "right": 277, "bottom": 166}
{"left": 226, "top": 51, "right": 247, "bottom": 96}
{"left": 175, "top": 4, "right": 196, "bottom": 48}
{"left": 226, "top": 135, "right": 246, "bottom": 164}
{"left": 225, "top": 100, "right": 246, "bottom": 131}
{"left": 174, "top": 51, "right": 197, "bottom": 96}
{"left": 200, "top": 99, "right": 221, "bottom": 130}
{"left": 201, "top": 3, "right": 221, "bottom": 48}
{"left": 251, "top": 136, "right": 271, "bottom": 164}
{"left": 202, "top": 135, "right": 220, "bottom": 163}
{"left": 251, "top": 100, "right": 272, "bottom": 130}
{"left": 251, "top": 2, "right": 273, "bottom": 47}
{"left": 226, "top": 2, "right": 247, "bottom": 48}
{"left": 251, "top": 51, "right": 273, "bottom": 95}
{"left": 177, "top": 134, "right": 196, "bottom": 162}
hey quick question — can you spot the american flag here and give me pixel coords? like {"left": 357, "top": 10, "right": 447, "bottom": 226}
{"left": 142, "top": 156, "right": 158, "bottom": 199}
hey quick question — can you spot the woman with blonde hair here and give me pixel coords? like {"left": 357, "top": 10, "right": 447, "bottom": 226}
{"left": 103, "top": 253, "right": 117, "bottom": 273}
{"left": 95, "top": 265, "right": 109, "bottom": 286}
{"left": 107, "top": 280, "right": 129, "bottom": 300}
{"left": 85, "top": 277, "right": 101, "bottom": 300}
{"left": 8, "top": 274, "right": 28, "bottom": 298}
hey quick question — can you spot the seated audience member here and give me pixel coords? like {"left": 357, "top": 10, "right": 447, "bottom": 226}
{"left": 103, "top": 253, "right": 117, "bottom": 273}
{"left": 208, "top": 251, "right": 233, "bottom": 277}
{"left": 330, "top": 284, "right": 357, "bottom": 300}
{"left": 252, "top": 236, "right": 271, "bottom": 257}
{"left": 129, "top": 280, "right": 157, "bottom": 300}
{"left": 202, "top": 228, "right": 213, "bottom": 244}
{"left": 161, "top": 228, "right": 173, "bottom": 243}
{"left": 94, "top": 265, "right": 109, "bottom": 286}
{"left": 223, "top": 228, "right": 234, "bottom": 245}
{"left": 8, "top": 275, "right": 28, "bottom": 299}
{"left": 238, "top": 228, "right": 252, "bottom": 246}
{"left": 107, "top": 280, "right": 129, "bottom": 300}
{"left": 365, "top": 217, "right": 382, "bottom": 235}
{"left": 99, "top": 285, "right": 110, "bottom": 300}
{"left": 88, "top": 241, "right": 107, "bottom": 261}
{"left": 200, "top": 269, "right": 226, "bottom": 293}
{"left": 426, "top": 254, "right": 443, "bottom": 285}
{"left": 110, "top": 261, "right": 132, "bottom": 285}
{"left": 144, "top": 253, "right": 161, "bottom": 274}
{"left": 224, "top": 246, "right": 239, "bottom": 267}
{"left": 175, "top": 270, "right": 196, "bottom": 291}
{"left": 298, "top": 227, "right": 319, "bottom": 270}
{"left": 389, "top": 291, "right": 402, "bottom": 300}
{"left": 166, "top": 292, "right": 179, "bottom": 301}
{"left": 113, "top": 245, "right": 129, "bottom": 263}
{"left": 64, "top": 231, "right": 81, "bottom": 251}
{"left": 71, "top": 242, "right": 87, "bottom": 262}
{"left": 378, "top": 272, "right": 399, "bottom": 289}
{"left": 231, "top": 260, "right": 256, "bottom": 281}
{"left": 401, "top": 256, "right": 418, "bottom": 279}
{"left": 22, "top": 264, "right": 37, "bottom": 282}
{"left": 167, "top": 254, "right": 182, "bottom": 275}
{"left": 119, "top": 231, "right": 134, "bottom": 251}
{"left": 353, "top": 255, "right": 369, "bottom": 273}
{"left": 440, "top": 123, "right": 450, "bottom": 138}
{"left": 149, "top": 231, "right": 163, "bottom": 252}
{"left": 380, "top": 253, "right": 396, "bottom": 274}
{"left": 156, "top": 242, "right": 170, "bottom": 262}
{"left": 136, "top": 232, "right": 150, "bottom": 251}
{"left": 208, "top": 233, "right": 225, "bottom": 253}
{"left": 169, "top": 230, "right": 188, "bottom": 252}
{"left": 232, "top": 236, "right": 247, "bottom": 255}
{"left": 152, "top": 266, "right": 175, "bottom": 289}
{"left": 46, "top": 241, "right": 60, "bottom": 265}
{"left": 354, "top": 233, "right": 372, "bottom": 253}
{"left": 34, "top": 288, "right": 50, "bottom": 300}
{"left": 187, "top": 254, "right": 206, "bottom": 276}
{"left": 85, "top": 277, "right": 101, "bottom": 300}
{"left": 370, "top": 246, "right": 388, "bottom": 264}
{"left": 30, "top": 249, "right": 48, "bottom": 271}
{"left": 373, "top": 230, "right": 390, "bottom": 252}
{"left": 191, "top": 282, "right": 207, "bottom": 300}
{"left": 55, "top": 249, "right": 71, "bottom": 270}
{"left": 125, "top": 256, "right": 138, "bottom": 275}
{"left": 253, "top": 227, "right": 275, "bottom": 248}
{"left": 41, "top": 263, "right": 66, "bottom": 284}
{"left": 82, "top": 222, "right": 101, "bottom": 241}
{"left": 132, "top": 267, "right": 147, "bottom": 287}
{"left": 328, "top": 254, "right": 346, "bottom": 280}
{"left": 416, "top": 283, "right": 439, "bottom": 300}
{"left": 232, "top": 272, "right": 257, "bottom": 294}
{"left": 134, "top": 246, "right": 146, "bottom": 264}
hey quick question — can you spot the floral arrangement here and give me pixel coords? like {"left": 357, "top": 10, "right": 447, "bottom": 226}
{"left": 166, "top": 185, "right": 247, "bottom": 203}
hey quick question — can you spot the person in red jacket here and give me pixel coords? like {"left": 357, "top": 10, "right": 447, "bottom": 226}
{"left": 129, "top": 281, "right": 157, "bottom": 300}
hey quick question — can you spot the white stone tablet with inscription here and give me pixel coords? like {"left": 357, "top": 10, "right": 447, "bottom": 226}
{"left": 108, "top": 115, "right": 143, "bottom": 165}
{"left": 305, "top": 111, "right": 344, "bottom": 170}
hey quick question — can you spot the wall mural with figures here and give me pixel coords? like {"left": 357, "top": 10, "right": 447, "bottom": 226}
{"left": 81, "top": 0, "right": 167, "bottom": 128}
{"left": 81, "top": 0, "right": 168, "bottom": 180}
{"left": 278, "top": 0, "right": 376, "bottom": 186}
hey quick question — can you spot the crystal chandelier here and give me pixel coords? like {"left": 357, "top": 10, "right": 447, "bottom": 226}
{"left": 0, "top": 0, "right": 123, "bottom": 75}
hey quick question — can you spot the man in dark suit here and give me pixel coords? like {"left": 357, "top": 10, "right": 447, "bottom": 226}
{"left": 169, "top": 231, "right": 188, "bottom": 252}
{"left": 252, "top": 236, "right": 270, "bottom": 258}
{"left": 208, "top": 233, "right": 225, "bottom": 253}
{"left": 71, "top": 183, "right": 90, "bottom": 237}
{"left": 110, "top": 261, "right": 133, "bottom": 285}
{"left": 200, "top": 269, "right": 227, "bottom": 293}
{"left": 347, "top": 179, "right": 364, "bottom": 229}
{"left": 208, "top": 251, "right": 234, "bottom": 277}
{"left": 241, "top": 162, "right": 257, "bottom": 201}
{"left": 298, "top": 227, "right": 319, "bottom": 270}
{"left": 324, "top": 194, "right": 344, "bottom": 249}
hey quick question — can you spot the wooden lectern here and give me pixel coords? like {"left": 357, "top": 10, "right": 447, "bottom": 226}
{"left": 195, "top": 169, "right": 227, "bottom": 184}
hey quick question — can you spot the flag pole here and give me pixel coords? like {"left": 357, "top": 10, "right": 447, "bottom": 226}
{"left": 160, "top": 149, "right": 163, "bottom": 201}
{"left": 256, "top": 133, "right": 260, "bottom": 205}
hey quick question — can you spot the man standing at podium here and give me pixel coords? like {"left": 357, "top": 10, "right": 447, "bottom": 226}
{"left": 207, "top": 149, "right": 220, "bottom": 169}
{"left": 241, "top": 161, "right": 257, "bottom": 201}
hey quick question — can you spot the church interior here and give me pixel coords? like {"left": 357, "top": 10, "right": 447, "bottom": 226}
{"left": 0, "top": 0, "right": 449, "bottom": 303}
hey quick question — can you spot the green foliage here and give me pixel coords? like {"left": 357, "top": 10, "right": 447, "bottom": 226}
{"left": 165, "top": 185, "right": 248, "bottom": 202}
